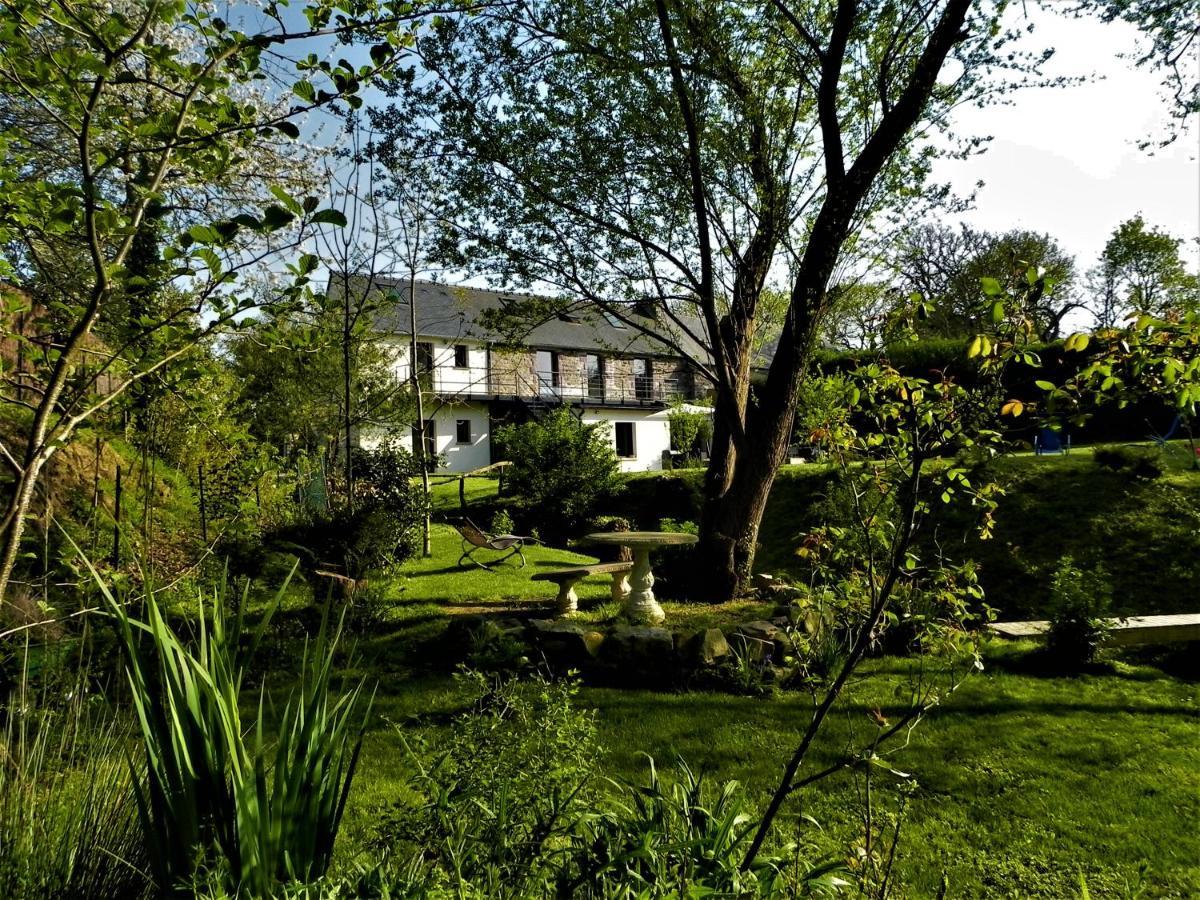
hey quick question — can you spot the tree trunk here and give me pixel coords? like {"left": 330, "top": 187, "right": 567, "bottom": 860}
{"left": 408, "top": 275, "right": 431, "bottom": 558}
{"left": 696, "top": 393, "right": 796, "bottom": 601}
{"left": 0, "top": 455, "right": 47, "bottom": 604}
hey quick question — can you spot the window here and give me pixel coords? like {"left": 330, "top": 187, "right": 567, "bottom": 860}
{"left": 614, "top": 422, "right": 635, "bottom": 458}
{"left": 601, "top": 311, "right": 627, "bottom": 328}
{"left": 586, "top": 354, "right": 605, "bottom": 400}
{"left": 632, "top": 357, "right": 653, "bottom": 401}
{"left": 456, "top": 419, "right": 472, "bottom": 444}
{"left": 413, "top": 419, "right": 436, "bottom": 460}
{"left": 453, "top": 344, "right": 469, "bottom": 368}
{"left": 535, "top": 350, "right": 560, "bottom": 394}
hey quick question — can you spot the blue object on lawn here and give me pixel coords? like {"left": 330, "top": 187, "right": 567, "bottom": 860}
{"left": 1149, "top": 415, "right": 1181, "bottom": 447}
{"left": 1035, "top": 427, "right": 1069, "bottom": 456}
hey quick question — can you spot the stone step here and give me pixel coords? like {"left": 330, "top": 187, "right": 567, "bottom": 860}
{"left": 989, "top": 613, "right": 1200, "bottom": 646}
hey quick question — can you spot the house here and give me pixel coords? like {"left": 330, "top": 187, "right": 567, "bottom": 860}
{"left": 357, "top": 278, "right": 713, "bottom": 472}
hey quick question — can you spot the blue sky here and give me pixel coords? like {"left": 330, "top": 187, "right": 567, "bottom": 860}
{"left": 281, "top": 0, "right": 1199, "bottom": 309}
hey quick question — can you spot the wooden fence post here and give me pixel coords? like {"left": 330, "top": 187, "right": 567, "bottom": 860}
{"left": 111, "top": 465, "right": 122, "bottom": 568}
{"left": 198, "top": 464, "right": 208, "bottom": 544}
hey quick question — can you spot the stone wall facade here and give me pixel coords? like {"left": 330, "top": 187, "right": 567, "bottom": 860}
{"left": 482, "top": 346, "right": 700, "bottom": 403}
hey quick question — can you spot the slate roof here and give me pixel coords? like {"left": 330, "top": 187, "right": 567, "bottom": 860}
{"left": 357, "top": 275, "right": 713, "bottom": 362}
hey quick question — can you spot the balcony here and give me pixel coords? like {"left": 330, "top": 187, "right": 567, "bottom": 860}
{"left": 496, "top": 371, "right": 697, "bottom": 406}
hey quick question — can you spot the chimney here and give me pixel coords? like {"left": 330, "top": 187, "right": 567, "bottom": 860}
{"left": 634, "top": 296, "right": 658, "bottom": 320}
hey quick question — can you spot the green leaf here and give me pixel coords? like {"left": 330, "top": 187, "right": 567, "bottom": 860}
{"left": 292, "top": 80, "right": 316, "bottom": 103}
{"left": 310, "top": 209, "right": 348, "bottom": 227}
{"left": 1065, "top": 333, "right": 1090, "bottom": 353}
{"left": 1034, "top": 380, "right": 1056, "bottom": 391}
{"left": 188, "top": 224, "right": 221, "bottom": 244}
{"left": 261, "top": 205, "right": 295, "bottom": 230}
{"left": 370, "top": 43, "right": 391, "bottom": 66}
{"left": 270, "top": 185, "right": 303, "bottom": 215}
{"left": 980, "top": 277, "right": 1002, "bottom": 297}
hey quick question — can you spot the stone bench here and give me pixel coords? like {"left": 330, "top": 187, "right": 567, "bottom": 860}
{"left": 532, "top": 562, "right": 633, "bottom": 615}
{"left": 989, "top": 613, "right": 1200, "bottom": 647}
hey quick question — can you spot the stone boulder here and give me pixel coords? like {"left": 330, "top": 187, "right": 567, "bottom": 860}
{"left": 527, "top": 619, "right": 606, "bottom": 671}
{"left": 677, "top": 628, "right": 731, "bottom": 666}
{"left": 730, "top": 620, "right": 782, "bottom": 662}
{"left": 600, "top": 625, "right": 676, "bottom": 677}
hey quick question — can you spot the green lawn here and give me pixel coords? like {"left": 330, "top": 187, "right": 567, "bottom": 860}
{"left": 434, "top": 443, "right": 1200, "bottom": 617}
{"left": 323, "top": 452, "right": 1200, "bottom": 897}
{"left": 338, "top": 641, "right": 1199, "bottom": 898}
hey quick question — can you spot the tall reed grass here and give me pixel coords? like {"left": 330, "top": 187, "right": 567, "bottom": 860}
{"left": 84, "top": 554, "right": 371, "bottom": 897}
{"left": 0, "top": 661, "right": 149, "bottom": 899}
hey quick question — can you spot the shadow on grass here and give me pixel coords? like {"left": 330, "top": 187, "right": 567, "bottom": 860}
{"left": 984, "top": 645, "right": 1200, "bottom": 682}
{"left": 406, "top": 563, "right": 521, "bottom": 576}
{"left": 584, "top": 686, "right": 1196, "bottom": 721}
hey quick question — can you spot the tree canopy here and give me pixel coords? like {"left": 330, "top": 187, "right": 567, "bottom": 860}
{"left": 373, "top": 0, "right": 1054, "bottom": 599}
{"left": 1089, "top": 215, "right": 1199, "bottom": 327}
{"left": 889, "top": 224, "right": 1079, "bottom": 340}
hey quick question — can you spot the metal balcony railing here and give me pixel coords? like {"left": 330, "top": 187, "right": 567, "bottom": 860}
{"left": 495, "top": 371, "right": 698, "bottom": 405}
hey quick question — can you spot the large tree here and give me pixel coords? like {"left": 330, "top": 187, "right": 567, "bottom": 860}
{"left": 0, "top": 0, "right": 427, "bottom": 601}
{"left": 373, "top": 0, "right": 1051, "bottom": 600}
{"left": 891, "top": 224, "right": 1079, "bottom": 340}
{"left": 1088, "top": 215, "right": 1199, "bottom": 327}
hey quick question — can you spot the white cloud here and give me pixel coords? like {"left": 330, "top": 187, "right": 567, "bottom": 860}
{"left": 934, "top": 2, "right": 1199, "bottom": 269}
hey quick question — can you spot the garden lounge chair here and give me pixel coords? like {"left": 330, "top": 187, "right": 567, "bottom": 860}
{"left": 1034, "top": 427, "right": 1069, "bottom": 456}
{"left": 454, "top": 517, "right": 531, "bottom": 570}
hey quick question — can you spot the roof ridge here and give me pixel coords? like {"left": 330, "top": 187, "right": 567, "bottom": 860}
{"left": 366, "top": 274, "right": 550, "bottom": 303}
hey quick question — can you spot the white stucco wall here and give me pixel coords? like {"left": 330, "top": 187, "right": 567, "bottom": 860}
{"left": 581, "top": 408, "right": 671, "bottom": 473}
{"left": 359, "top": 400, "right": 492, "bottom": 473}
{"left": 381, "top": 336, "right": 490, "bottom": 398}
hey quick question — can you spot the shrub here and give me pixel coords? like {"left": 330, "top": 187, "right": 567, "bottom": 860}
{"left": 331, "top": 503, "right": 416, "bottom": 579}
{"left": 667, "top": 405, "right": 713, "bottom": 457}
{"left": 376, "top": 669, "right": 600, "bottom": 896}
{"left": 266, "top": 442, "right": 425, "bottom": 580}
{"left": 1092, "top": 445, "right": 1164, "bottom": 479}
{"left": 494, "top": 407, "right": 621, "bottom": 536}
{"left": 607, "top": 470, "right": 704, "bottom": 528}
{"left": 343, "top": 580, "right": 397, "bottom": 635}
{"left": 1046, "top": 558, "right": 1114, "bottom": 668}
{"left": 371, "top": 670, "right": 845, "bottom": 898}
{"left": 488, "top": 507, "right": 515, "bottom": 535}
{"left": 587, "top": 514, "right": 633, "bottom": 562}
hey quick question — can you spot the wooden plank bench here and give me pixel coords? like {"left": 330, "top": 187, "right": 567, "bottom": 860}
{"left": 989, "top": 613, "right": 1200, "bottom": 647}
{"left": 532, "top": 562, "right": 633, "bottom": 615}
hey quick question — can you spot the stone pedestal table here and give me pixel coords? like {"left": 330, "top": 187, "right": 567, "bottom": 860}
{"left": 583, "top": 531, "right": 698, "bottom": 624}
